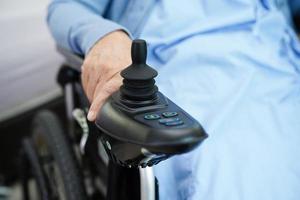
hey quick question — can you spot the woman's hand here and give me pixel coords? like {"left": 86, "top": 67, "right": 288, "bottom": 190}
{"left": 81, "top": 31, "right": 132, "bottom": 121}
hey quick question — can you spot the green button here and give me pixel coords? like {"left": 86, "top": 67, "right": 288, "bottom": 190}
{"left": 162, "top": 112, "right": 178, "bottom": 118}
{"left": 144, "top": 114, "right": 160, "bottom": 120}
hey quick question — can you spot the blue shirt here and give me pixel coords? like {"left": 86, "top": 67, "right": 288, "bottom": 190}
{"left": 48, "top": 0, "right": 300, "bottom": 199}
{"left": 139, "top": 1, "right": 300, "bottom": 199}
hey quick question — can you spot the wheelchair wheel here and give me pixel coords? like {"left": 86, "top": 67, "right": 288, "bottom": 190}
{"left": 21, "top": 138, "right": 51, "bottom": 200}
{"left": 30, "top": 110, "right": 87, "bottom": 200}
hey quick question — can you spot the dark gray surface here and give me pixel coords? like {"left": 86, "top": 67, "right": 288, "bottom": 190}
{"left": 0, "top": 0, "right": 64, "bottom": 122}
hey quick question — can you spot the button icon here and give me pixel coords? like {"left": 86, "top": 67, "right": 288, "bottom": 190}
{"left": 144, "top": 114, "right": 160, "bottom": 120}
{"left": 165, "top": 120, "right": 184, "bottom": 126}
{"left": 162, "top": 112, "right": 178, "bottom": 118}
{"left": 159, "top": 117, "right": 180, "bottom": 124}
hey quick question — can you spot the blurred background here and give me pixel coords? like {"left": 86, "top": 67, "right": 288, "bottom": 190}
{"left": 0, "top": 0, "right": 65, "bottom": 196}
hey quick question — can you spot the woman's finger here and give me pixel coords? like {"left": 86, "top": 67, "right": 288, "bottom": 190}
{"left": 86, "top": 67, "right": 101, "bottom": 101}
{"left": 87, "top": 75, "right": 122, "bottom": 121}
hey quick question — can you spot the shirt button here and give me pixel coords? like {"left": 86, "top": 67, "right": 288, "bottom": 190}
{"left": 144, "top": 114, "right": 160, "bottom": 120}
{"left": 162, "top": 112, "right": 178, "bottom": 118}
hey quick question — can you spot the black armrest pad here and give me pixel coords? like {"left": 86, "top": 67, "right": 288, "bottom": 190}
{"left": 57, "top": 46, "right": 84, "bottom": 72}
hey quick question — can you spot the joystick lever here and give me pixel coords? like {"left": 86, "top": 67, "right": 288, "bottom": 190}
{"left": 120, "top": 39, "right": 158, "bottom": 102}
{"left": 95, "top": 39, "right": 208, "bottom": 168}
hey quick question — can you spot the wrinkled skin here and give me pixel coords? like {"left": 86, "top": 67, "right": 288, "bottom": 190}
{"left": 81, "top": 31, "right": 132, "bottom": 121}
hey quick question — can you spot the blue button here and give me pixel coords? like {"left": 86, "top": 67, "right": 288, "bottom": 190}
{"left": 159, "top": 117, "right": 180, "bottom": 124}
{"left": 162, "top": 112, "right": 178, "bottom": 118}
{"left": 144, "top": 114, "right": 160, "bottom": 120}
{"left": 165, "top": 120, "right": 184, "bottom": 126}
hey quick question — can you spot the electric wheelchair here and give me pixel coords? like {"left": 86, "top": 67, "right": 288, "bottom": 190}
{"left": 20, "top": 39, "right": 208, "bottom": 200}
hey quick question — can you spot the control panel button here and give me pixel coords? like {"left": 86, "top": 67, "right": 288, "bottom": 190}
{"left": 165, "top": 120, "right": 184, "bottom": 126}
{"left": 162, "top": 112, "right": 178, "bottom": 118}
{"left": 159, "top": 117, "right": 180, "bottom": 124}
{"left": 144, "top": 114, "right": 160, "bottom": 120}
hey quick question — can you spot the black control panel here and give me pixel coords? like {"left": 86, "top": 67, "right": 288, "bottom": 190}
{"left": 95, "top": 39, "right": 208, "bottom": 168}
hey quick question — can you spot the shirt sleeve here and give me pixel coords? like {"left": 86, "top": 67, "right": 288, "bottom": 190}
{"left": 47, "top": 0, "right": 132, "bottom": 55}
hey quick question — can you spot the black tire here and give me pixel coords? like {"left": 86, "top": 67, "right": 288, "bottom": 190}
{"left": 31, "top": 110, "right": 87, "bottom": 200}
{"left": 21, "top": 138, "right": 51, "bottom": 200}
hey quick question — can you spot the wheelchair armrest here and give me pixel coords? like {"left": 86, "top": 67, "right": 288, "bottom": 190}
{"left": 57, "top": 41, "right": 207, "bottom": 168}
{"left": 57, "top": 46, "right": 84, "bottom": 72}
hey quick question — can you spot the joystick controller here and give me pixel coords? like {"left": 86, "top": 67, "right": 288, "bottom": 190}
{"left": 120, "top": 39, "right": 158, "bottom": 102}
{"left": 95, "top": 39, "right": 207, "bottom": 168}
